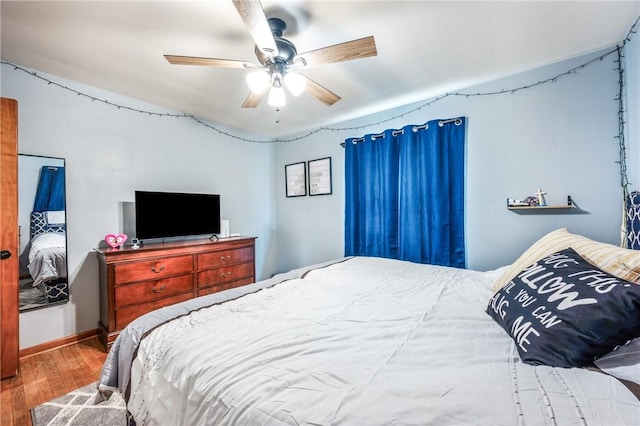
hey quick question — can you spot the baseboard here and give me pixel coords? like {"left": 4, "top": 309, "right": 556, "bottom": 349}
{"left": 19, "top": 328, "right": 99, "bottom": 359}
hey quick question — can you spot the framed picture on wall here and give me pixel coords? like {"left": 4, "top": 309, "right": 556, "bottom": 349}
{"left": 285, "top": 162, "right": 307, "bottom": 197}
{"left": 308, "top": 157, "right": 332, "bottom": 196}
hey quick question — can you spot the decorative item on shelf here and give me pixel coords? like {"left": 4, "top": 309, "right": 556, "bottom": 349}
{"left": 506, "top": 198, "right": 527, "bottom": 207}
{"left": 507, "top": 195, "right": 574, "bottom": 210}
{"left": 507, "top": 196, "right": 538, "bottom": 207}
{"left": 104, "top": 233, "right": 128, "bottom": 249}
{"left": 524, "top": 196, "right": 539, "bottom": 206}
{"left": 535, "top": 188, "right": 547, "bottom": 206}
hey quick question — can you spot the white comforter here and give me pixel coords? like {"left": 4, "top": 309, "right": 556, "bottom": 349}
{"left": 128, "top": 257, "right": 639, "bottom": 425}
{"left": 27, "top": 232, "right": 66, "bottom": 286}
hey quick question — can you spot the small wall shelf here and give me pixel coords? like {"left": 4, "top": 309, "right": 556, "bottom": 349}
{"left": 507, "top": 195, "right": 574, "bottom": 211}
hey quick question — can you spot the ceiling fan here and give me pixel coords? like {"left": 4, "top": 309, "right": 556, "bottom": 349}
{"left": 164, "top": 0, "right": 377, "bottom": 109}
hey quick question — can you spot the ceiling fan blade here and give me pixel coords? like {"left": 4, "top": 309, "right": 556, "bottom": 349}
{"left": 241, "top": 90, "right": 267, "bottom": 108}
{"left": 164, "top": 55, "right": 257, "bottom": 68}
{"left": 232, "top": 0, "right": 279, "bottom": 58}
{"left": 304, "top": 77, "right": 341, "bottom": 106}
{"left": 294, "top": 36, "right": 377, "bottom": 68}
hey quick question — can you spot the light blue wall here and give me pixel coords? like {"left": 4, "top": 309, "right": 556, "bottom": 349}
{"left": 625, "top": 32, "right": 639, "bottom": 188}
{"left": 2, "top": 66, "right": 278, "bottom": 349}
{"left": 275, "top": 47, "right": 636, "bottom": 274}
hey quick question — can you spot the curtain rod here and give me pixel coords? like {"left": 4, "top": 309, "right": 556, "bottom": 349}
{"left": 339, "top": 117, "right": 463, "bottom": 147}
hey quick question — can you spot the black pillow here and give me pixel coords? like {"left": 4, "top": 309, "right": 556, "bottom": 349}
{"left": 486, "top": 247, "right": 640, "bottom": 367}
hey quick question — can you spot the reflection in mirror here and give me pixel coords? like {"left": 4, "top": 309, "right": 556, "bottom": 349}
{"left": 18, "top": 154, "right": 68, "bottom": 312}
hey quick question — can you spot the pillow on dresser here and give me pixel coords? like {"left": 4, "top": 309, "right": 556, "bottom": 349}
{"left": 492, "top": 228, "right": 640, "bottom": 292}
{"left": 486, "top": 248, "right": 640, "bottom": 368}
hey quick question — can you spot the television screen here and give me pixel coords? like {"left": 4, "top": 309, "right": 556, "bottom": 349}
{"left": 135, "top": 191, "right": 221, "bottom": 240}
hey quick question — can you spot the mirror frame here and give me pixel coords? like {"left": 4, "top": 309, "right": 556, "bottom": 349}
{"left": 18, "top": 154, "right": 68, "bottom": 312}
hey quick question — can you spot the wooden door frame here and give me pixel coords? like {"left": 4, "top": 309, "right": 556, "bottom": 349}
{"left": 1, "top": 97, "right": 20, "bottom": 379}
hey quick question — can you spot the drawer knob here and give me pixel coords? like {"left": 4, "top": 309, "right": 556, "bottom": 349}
{"left": 220, "top": 255, "right": 232, "bottom": 262}
{"left": 151, "top": 285, "right": 166, "bottom": 293}
{"left": 221, "top": 271, "right": 232, "bottom": 278}
{"left": 151, "top": 262, "right": 165, "bottom": 273}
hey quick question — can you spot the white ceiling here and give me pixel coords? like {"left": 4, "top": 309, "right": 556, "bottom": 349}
{"left": 1, "top": 1, "right": 638, "bottom": 139}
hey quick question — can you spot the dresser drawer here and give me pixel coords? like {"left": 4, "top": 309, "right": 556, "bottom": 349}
{"left": 115, "top": 292, "right": 193, "bottom": 330}
{"left": 197, "top": 262, "right": 254, "bottom": 288}
{"left": 197, "top": 277, "right": 255, "bottom": 297}
{"left": 114, "top": 274, "right": 194, "bottom": 307}
{"left": 198, "top": 247, "right": 254, "bottom": 270}
{"left": 115, "top": 255, "right": 193, "bottom": 285}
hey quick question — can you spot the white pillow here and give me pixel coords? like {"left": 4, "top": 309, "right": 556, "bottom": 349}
{"left": 594, "top": 338, "right": 640, "bottom": 385}
{"left": 45, "top": 210, "right": 66, "bottom": 225}
{"left": 493, "top": 228, "right": 640, "bottom": 292}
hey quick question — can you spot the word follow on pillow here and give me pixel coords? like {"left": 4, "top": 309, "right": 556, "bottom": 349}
{"left": 486, "top": 247, "right": 640, "bottom": 368}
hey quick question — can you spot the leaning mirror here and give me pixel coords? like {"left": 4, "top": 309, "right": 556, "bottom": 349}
{"left": 18, "top": 154, "right": 68, "bottom": 312}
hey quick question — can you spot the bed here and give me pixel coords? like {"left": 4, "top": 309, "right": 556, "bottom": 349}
{"left": 27, "top": 211, "right": 68, "bottom": 302}
{"left": 98, "top": 228, "right": 640, "bottom": 425}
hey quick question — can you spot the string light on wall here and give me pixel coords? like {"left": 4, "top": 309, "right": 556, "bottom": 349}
{"left": 1, "top": 16, "right": 637, "bottom": 144}
{"left": 615, "top": 44, "right": 631, "bottom": 195}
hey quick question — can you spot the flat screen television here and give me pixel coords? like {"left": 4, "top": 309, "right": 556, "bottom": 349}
{"left": 135, "top": 190, "right": 221, "bottom": 240}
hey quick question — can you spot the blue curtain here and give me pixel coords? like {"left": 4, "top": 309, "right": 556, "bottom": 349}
{"left": 33, "top": 166, "right": 66, "bottom": 212}
{"left": 345, "top": 118, "right": 465, "bottom": 267}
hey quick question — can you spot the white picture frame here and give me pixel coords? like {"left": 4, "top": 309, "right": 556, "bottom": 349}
{"left": 285, "top": 162, "right": 307, "bottom": 197}
{"left": 308, "top": 157, "right": 332, "bottom": 196}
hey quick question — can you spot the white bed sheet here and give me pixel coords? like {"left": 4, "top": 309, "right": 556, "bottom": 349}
{"left": 128, "top": 257, "right": 640, "bottom": 425}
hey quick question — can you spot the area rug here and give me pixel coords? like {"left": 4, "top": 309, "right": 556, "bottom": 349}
{"left": 30, "top": 382, "right": 126, "bottom": 426}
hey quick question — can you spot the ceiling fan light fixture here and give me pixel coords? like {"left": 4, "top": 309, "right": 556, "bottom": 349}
{"left": 246, "top": 69, "right": 271, "bottom": 94}
{"left": 268, "top": 80, "right": 286, "bottom": 107}
{"left": 284, "top": 72, "right": 307, "bottom": 96}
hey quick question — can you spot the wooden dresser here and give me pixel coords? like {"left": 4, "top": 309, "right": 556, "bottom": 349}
{"left": 96, "top": 236, "right": 256, "bottom": 351}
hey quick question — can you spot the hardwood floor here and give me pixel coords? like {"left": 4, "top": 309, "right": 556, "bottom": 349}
{"left": 0, "top": 337, "right": 107, "bottom": 426}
